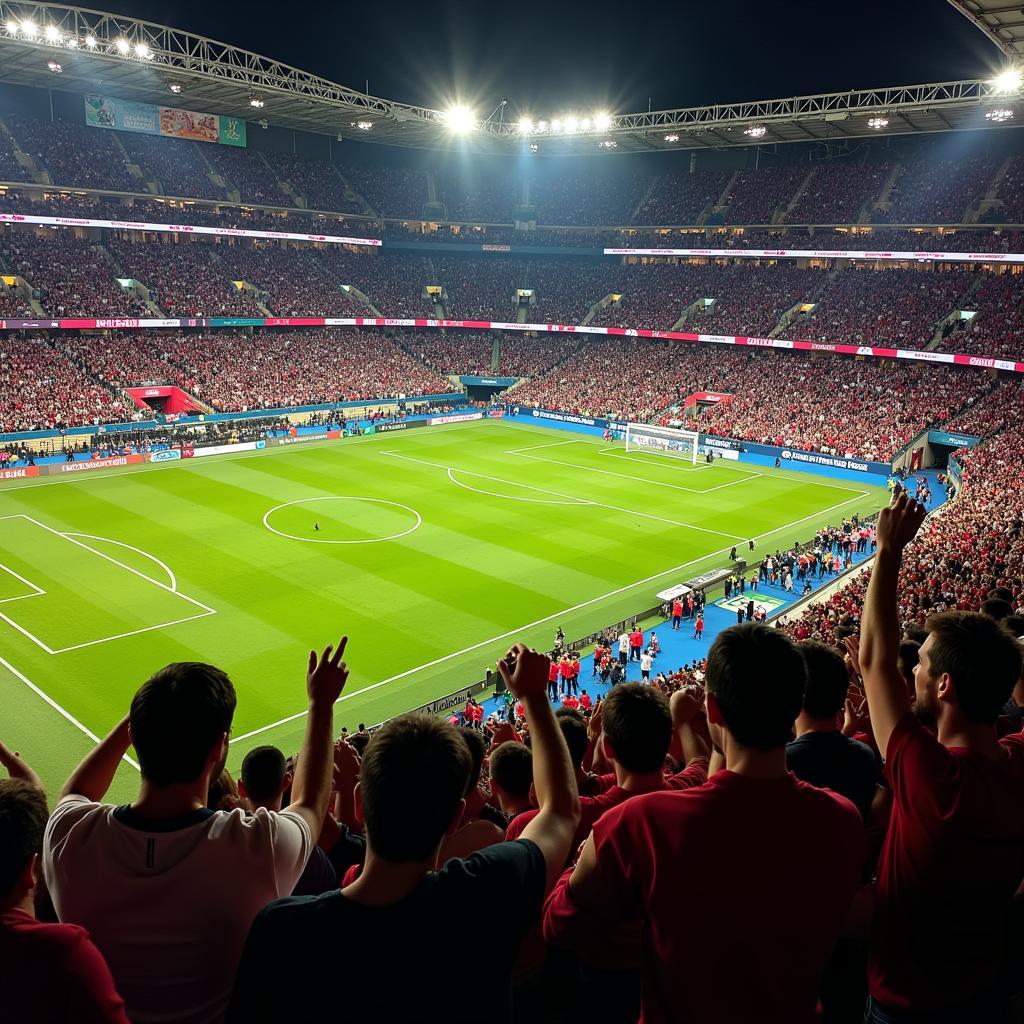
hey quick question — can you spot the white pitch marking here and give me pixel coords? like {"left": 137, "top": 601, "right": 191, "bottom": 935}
{"left": 262, "top": 496, "right": 422, "bottom": 545}
{"left": 446, "top": 468, "right": 587, "bottom": 505}
{"left": 0, "top": 562, "right": 46, "bottom": 603}
{"left": 0, "top": 653, "right": 140, "bottom": 770}
{"left": 383, "top": 450, "right": 746, "bottom": 541}
{"left": 233, "top": 481, "right": 873, "bottom": 745}
{"left": 50, "top": 610, "right": 217, "bottom": 654}
{"left": 63, "top": 533, "right": 178, "bottom": 591}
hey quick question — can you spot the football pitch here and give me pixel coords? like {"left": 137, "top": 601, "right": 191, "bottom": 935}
{"left": 0, "top": 420, "right": 888, "bottom": 799}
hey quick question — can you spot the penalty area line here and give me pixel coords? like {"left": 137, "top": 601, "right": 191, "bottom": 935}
{"left": 0, "top": 653, "right": 140, "bottom": 770}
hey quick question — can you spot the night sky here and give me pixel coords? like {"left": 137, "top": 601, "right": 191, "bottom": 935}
{"left": 96, "top": 0, "right": 1005, "bottom": 117}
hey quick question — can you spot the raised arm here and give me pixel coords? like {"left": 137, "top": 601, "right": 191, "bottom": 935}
{"left": 857, "top": 491, "right": 926, "bottom": 757}
{"left": 59, "top": 715, "right": 132, "bottom": 802}
{"left": 670, "top": 687, "right": 710, "bottom": 765}
{"left": 0, "top": 741, "right": 44, "bottom": 791}
{"left": 285, "top": 638, "right": 349, "bottom": 837}
{"left": 497, "top": 644, "right": 580, "bottom": 893}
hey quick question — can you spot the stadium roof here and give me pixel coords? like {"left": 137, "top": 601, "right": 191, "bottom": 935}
{"left": 948, "top": 0, "right": 1024, "bottom": 58}
{"left": 0, "top": 1, "right": 1020, "bottom": 155}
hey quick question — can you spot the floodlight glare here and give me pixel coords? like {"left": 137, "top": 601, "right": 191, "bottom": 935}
{"left": 991, "top": 68, "right": 1022, "bottom": 94}
{"left": 84, "top": 34, "right": 97, "bottom": 48}
{"left": 47, "top": 61, "right": 62, "bottom": 73}
{"left": 115, "top": 37, "right": 130, "bottom": 53}
{"left": 580, "top": 117, "right": 592, "bottom": 130}
{"left": 518, "top": 117, "right": 534, "bottom": 135}
{"left": 664, "top": 133, "right": 679, "bottom": 142}
{"left": 867, "top": 116, "right": 889, "bottom": 129}
{"left": 444, "top": 106, "right": 476, "bottom": 133}
{"left": 5, "top": 20, "right": 18, "bottom": 35}
{"left": 169, "top": 83, "right": 182, "bottom": 94}
{"left": 21, "top": 20, "right": 38, "bottom": 37}
{"left": 987, "top": 108, "right": 1014, "bottom": 123}
{"left": 565, "top": 116, "right": 579, "bottom": 133}
{"left": 551, "top": 118, "right": 563, "bottom": 132}
{"left": 65, "top": 37, "right": 77, "bottom": 48}
{"left": 593, "top": 112, "right": 611, "bottom": 130}
{"left": 744, "top": 124, "right": 767, "bottom": 138}
{"left": 44, "top": 24, "right": 60, "bottom": 41}
{"left": 135, "top": 42, "right": 151, "bottom": 58}
{"left": 537, "top": 120, "right": 548, "bottom": 133}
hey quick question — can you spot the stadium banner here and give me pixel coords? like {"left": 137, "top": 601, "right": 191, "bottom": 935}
{"left": 374, "top": 420, "right": 427, "bottom": 432}
{"left": 192, "top": 440, "right": 266, "bottom": 458}
{"left": 603, "top": 246, "right": 1024, "bottom": 265}
{"left": 699, "top": 434, "right": 890, "bottom": 476}
{"left": 684, "top": 391, "right": 733, "bottom": 408}
{"left": 51, "top": 454, "right": 145, "bottom": 475}
{"left": 459, "top": 376, "right": 518, "bottom": 387}
{"left": 428, "top": 412, "right": 484, "bottom": 425}
{"left": 0, "top": 466, "right": 39, "bottom": 479}
{"left": 148, "top": 449, "right": 182, "bottom": 463}
{"left": 0, "top": 213, "right": 381, "bottom": 249}
{"left": 85, "top": 94, "right": 247, "bottom": 147}
{"left": 368, "top": 678, "right": 492, "bottom": 732}
{"left": 529, "top": 409, "right": 599, "bottom": 427}
{"left": 927, "top": 430, "right": 982, "bottom": 448}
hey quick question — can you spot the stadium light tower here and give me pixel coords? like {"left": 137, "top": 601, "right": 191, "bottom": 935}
{"left": 991, "top": 68, "right": 1022, "bottom": 94}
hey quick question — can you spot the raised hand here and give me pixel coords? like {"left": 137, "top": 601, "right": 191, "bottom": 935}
{"left": 496, "top": 643, "right": 550, "bottom": 702}
{"left": 333, "top": 736, "right": 360, "bottom": 783}
{"left": 306, "top": 636, "right": 350, "bottom": 708}
{"left": 0, "top": 740, "right": 43, "bottom": 789}
{"left": 876, "top": 490, "right": 926, "bottom": 555}
{"left": 586, "top": 699, "right": 604, "bottom": 742}
{"left": 844, "top": 635, "right": 863, "bottom": 680}
{"left": 670, "top": 686, "right": 705, "bottom": 727}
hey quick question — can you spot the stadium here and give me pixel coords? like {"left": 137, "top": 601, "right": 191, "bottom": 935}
{"left": 0, "top": 0, "right": 1023, "bottom": 1020}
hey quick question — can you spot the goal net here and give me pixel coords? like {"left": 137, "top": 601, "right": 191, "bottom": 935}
{"left": 623, "top": 423, "right": 700, "bottom": 464}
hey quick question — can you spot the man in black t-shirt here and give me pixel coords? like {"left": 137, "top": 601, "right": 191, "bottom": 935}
{"left": 227, "top": 644, "right": 579, "bottom": 1024}
{"left": 786, "top": 641, "right": 879, "bottom": 820}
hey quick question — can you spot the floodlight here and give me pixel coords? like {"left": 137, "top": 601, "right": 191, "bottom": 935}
{"left": 44, "top": 24, "right": 60, "bottom": 41}
{"left": 85, "top": 34, "right": 97, "bottom": 48}
{"left": 991, "top": 68, "right": 1022, "bottom": 95}
{"left": 551, "top": 118, "right": 563, "bottom": 132}
{"left": 355, "top": 120, "right": 373, "bottom": 130}
{"left": 135, "top": 42, "right": 151, "bottom": 58}
{"left": 169, "top": 83, "right": 182, "bottom": 93}
{"left": 599, "top": 139, "right": 617, "bottom": 149}
{"left": 867, "top": 116, "right": 888, "bottom": 129}
{"left": 444, "top": 106, "right": 475, "bottom": 133}
{"left": 115, "top": 37, "right": 130, "bottom": 53}
{"left": 5, "top": 21, "right": 18, "bottom": 35}
{"left": 537, "top": 120, "right": 548, "bottom": 133}
{"left": 65, "top": 37, "right": 77, "bottom": 47}
{"left": 21, "top": 20, "right": 38, "bottom": 38}
{"left": 987, "top": 108, "right": 1014, "bottom": 123}
{"left": 565, "top": 116, "right": 579, "bottom": 133}
{"left": 744, "top": 124, "right": 767, "bottom": 138}
{"left": 580, "top": 117, "right": 592, "bottom": 130}
{"left": 47, "top": 61, "right": 61, "bottom": 73}
{"left": 249, "top": 96, "right": 265, "bottom": 108}
{"left": 593, "top": 112, "right": 611, "bottom": 130}
{"left": 518, "top": 117, "right": 534, "bottom": 135}
{"left": 664, "top": 133, "right": 679, "bottom": 142}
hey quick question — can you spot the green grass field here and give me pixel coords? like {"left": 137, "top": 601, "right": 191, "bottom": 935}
{"left": 0, "top": 420, "right": 888, "bottom": 800}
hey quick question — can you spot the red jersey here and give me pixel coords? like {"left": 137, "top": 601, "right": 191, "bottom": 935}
{"left": 0, "top": 909, "right": 129, "bottom": 1023}
{"left": 544, "top": 770, "right": 864, "bottom": 1024}
{"left": 672, "top": 601, "right": 683, "bottom": 617}
{"left": 869, "top": 716, "right": 1024, "bottom": 1010}
{"left": 579, "top": 694, "right": 592, "bottom": 711}
{"left": 629, "top": 630, "right": 643, "bottom": 648}
{"left": 547, "top": 663, "right": 559, "bottom": 683}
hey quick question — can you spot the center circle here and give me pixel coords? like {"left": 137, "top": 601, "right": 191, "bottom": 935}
{"left": 262, "top": 496, "right": 422, "bottom": 545}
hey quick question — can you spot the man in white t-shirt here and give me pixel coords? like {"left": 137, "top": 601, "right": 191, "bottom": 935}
{"left": 640, "top": 650, "right": 653, "bottom": 682}
{"left": 618, "top": 631, "right": 630, "bottom": 666}
{"left": 44, "top": 640, "right": 350, "bottom": 1024}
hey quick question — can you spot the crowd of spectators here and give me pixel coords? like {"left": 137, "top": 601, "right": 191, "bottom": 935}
{"left": 876, "top": 157, "right": 998, "bottom": 224}
{"left": 157, "top": 329, "right": 451, "bottom": 410}
{"left": 104, "top": 238, "right": 263, "bottom": 317}
{"left": 0, "top": 336, "right": 131, "bottom": 431}
{"left": 784, "top": 161, "right": 892, "bottom": 225}
{"left": 0, "top": 123, "right": 34, "bottom": 183}
{"left": 118, "top": 135, "right": 226, "bottom": 201}
{"left": 793, "top": 267, "right": 975, "bottom": 348}
{"left": 695, "top": 263, "right": 825, "bottom": 337}
{"left": 722, "top": 166, "right": 809, "bottom": 225}
{"left": 526, "top": 259, "right": 624, "bottom": 324}
{"left": 342, "top": 164, "right": 428, "bottom": 219}
{"left": 440, "top": 169, "right": 521, "bottom": 223}
{"left": 261, "top": 153, "right": 362, "bottom": 214}
{"left": 437, "top": 256, "right": 526, "bottom": 321}
{"left": 530, "top": 168, "right": 652, "bottom": 226}
{"left": 1, "top": 230, "right": 148, "bottom": 317}
{"left": 0, "top": 283, "right": 33, "bottom": 317}
{"left": 936, "top": 272, "right": 1024, "bottom": 359}
{"left": 993, "top": 154, "right": 1024, "bottom": 225}
{"left": 315, "top": 251, "right": 430, "bottom": 317}
{"left": 633, "top": 169, "right": 732, "bottom": 226}
{"left": 6, "top": 115, "right": 137, "bottom": 192}
{"left": 201, "top": 145, "right": 291, "bottom": 206}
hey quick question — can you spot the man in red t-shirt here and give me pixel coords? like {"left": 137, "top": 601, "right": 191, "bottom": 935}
{"left": 507, "top": 683, "right": 708, "bottom": 853}
{"left": 629, "top": 627, "right": 643, "bottom": 662}
{"left": 547, "top": 660, "right": 560, "bottom": 702}
{"left": 544, "top": 624, "right": 864, "bottom": 1024}
{"left": 0, "top": 745, "right": 128, "bottom": 1023}
{"left": 693, "top": 614, "right": 704, "bottom": 639}
{"left": 856, "top": 492, "right": 1024, "bottom": 1020}
{"left": 671, "top": 600, "right": 683, "bottom": 630}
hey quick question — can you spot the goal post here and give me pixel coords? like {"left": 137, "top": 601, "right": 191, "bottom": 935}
{"left": 623, "top": 423, "right": 700, "bottom": 464}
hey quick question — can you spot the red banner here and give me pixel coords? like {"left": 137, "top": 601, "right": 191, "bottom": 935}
{"left": 0, "top": 466, "right": 39, "bottom": 479}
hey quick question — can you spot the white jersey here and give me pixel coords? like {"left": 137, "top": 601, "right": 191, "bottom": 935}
{"left": 44, "top": 796, "right": 313, "bottom": 1024}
